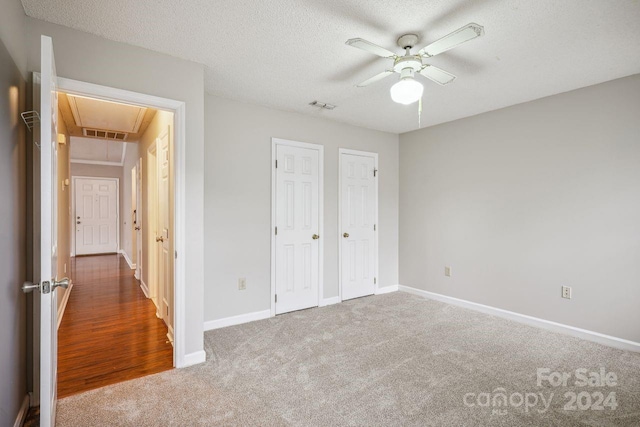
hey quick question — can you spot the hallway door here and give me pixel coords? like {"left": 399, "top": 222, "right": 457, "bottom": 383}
{"left": 74, "top": 177, "right": 118, "bottom": 255}
{"left": 156, "top": 129, "right": 173, "bottom": 341}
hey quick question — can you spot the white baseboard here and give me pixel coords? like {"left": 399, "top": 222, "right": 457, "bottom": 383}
{"left": 319, "top": 296, "right": 341, "bottom": 307}
{"left": 375, "top": 284, "right": 398, "bottom": 295}
{"left": 57, "top": 281, "right": 73, "bottom": 330}
{"left": 119, "top": 250, "right": 135, "bottom": 270}
{"left": 140, "top": 279, "right": 150, "bottom": 298}
{"left": 204, "top": 309, "right": 271, "bottom": 331}
{"left": 181, "top": 350, "right": 206, "bottom": 367}
{"left": 398, "top": 285, "right": 640, "bottom": 353}
{"left": 13, "top": 394, "right": 29, "bottom": 427}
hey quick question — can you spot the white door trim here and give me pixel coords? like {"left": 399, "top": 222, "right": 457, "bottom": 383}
{"left": 70, "top": 176, "right": 120, "bottom": 256}
{"left": 57, "top": 76, "right": 188, "bottom": 368}
{"left": 271, "top": 138, "right": 324, "bottom": 317}
{"left": 338, "top": 148, "right": 379, "bottom": 301}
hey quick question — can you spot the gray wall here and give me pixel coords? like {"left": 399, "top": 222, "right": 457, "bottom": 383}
{"left": 0, "top": 1, "right": 27, "bottom": 423}
{"left": 399, "top": 74, "right": 640, "bottom": 342}
{"left": 204, "top": 96, "right": 399, "bottom": 322}
{"left": 26, "top": 17, "right": 205, "bottom": 357}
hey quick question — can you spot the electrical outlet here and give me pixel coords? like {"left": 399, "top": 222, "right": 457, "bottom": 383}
{"left": 238, "top": 277, "right": 246, "bottom": 290}
{"left": 562, "top": 285, "right": 572, "bottom": 299}
{"left": 444, "top": 266, "right": 452, "bottom": 277}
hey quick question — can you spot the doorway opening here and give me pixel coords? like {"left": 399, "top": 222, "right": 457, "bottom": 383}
{"left": 53, "top": 88, "right": 176, "bottom": 397}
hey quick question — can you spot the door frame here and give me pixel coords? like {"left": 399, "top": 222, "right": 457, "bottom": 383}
{"left": 338, "top": 148, "right": 379, "bottom": 301}
{"left": 270, "top": 137, "right": 324, "bottom": 316}
{"left": 70, "top": 176, "right": 120, "bottom": 256}
{"left": 57, "top": 76, "right": 187, "bottom": 367}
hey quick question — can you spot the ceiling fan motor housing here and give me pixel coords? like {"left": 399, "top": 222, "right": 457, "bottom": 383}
{"left": 393, "top": 55, "right": 423, "bottom": 74}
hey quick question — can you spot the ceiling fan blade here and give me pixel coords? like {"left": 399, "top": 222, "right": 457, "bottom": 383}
{"left": 418, "top": 23, "right": 484, "bottom": 57}
{"left": 419, "top": 65, "right": 456, "bottom": 85}
{"left": 346, "top": 38, "right": 397, "bottom": 58}
{"left": 357, "top": 70, "right": 395, "bottom": 87}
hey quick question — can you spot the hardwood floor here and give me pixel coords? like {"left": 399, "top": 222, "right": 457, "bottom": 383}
{"left": 58, "top": 254, "right": 173, "bottom": 398}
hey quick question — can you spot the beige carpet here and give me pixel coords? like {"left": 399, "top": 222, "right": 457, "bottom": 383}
{"left": 56, "top": 292, "right": 640, "bottom": 426}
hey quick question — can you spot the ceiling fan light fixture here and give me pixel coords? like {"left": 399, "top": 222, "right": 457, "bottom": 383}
{"left": 390, "top": 75, "right": 423, "bottom": 105}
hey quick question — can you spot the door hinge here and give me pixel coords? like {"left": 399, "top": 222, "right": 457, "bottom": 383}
{"left": 275, "top": 226, "right": 278, "bottom": 235}
{"left": 275, "top": 159, "right": 278, "bottom": 168}
{"left": 175, "top": 250, "right": 178, "bottom": 259}
{"left": 374, "top": 224, "right": 376, "bottom": 231}
{"left": 373, "top": 168, "right": 378, "bottom": 177}
{"left": 374, "top": 278, "right": 377, "bottom": 285}
{"left": 275, "top": 294, "right": 278, "bottom": 303}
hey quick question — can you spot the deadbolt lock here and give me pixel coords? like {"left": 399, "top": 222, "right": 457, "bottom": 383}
{"left": 343, "top": 232, "right": 349, "bottom": 238}
{"left": 312, "top": 234, "right": 320, "bottom": 240}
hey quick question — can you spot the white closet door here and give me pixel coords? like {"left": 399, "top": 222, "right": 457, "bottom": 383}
{"left": 341, "top": 152, "right": 377, "bottom": 300}
{"left": 275, "top": 144, "right": 320, "bottom": 314}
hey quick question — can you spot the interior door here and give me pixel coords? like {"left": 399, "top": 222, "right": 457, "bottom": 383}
{"left": 74, "top": 178, "right": 118, "bottom": 255}
{"left": 135, "top": 160, "right": 142, "bottom": 280}
{"left": 340, "top": 152, "right": 377, "bottom": 300}
{"left": 275, "top": 143, "right": 320, "bottom": 314}
{"left": 157, "top": 129, "right": 173, "bottom": 340}
{"left": 39, "top": 34, "right": 60, "bottom": 427}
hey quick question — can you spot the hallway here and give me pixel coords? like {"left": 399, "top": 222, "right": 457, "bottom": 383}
{"left": 58, "top": 254, "right": 173, "bottom": 398}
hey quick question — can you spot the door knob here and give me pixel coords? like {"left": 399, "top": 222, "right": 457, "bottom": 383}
{"left": 76, "top": 221, "right": 81, "bottom": 224}
{"left": 22, "top": 277, "right": 69, "bottom": 294}
{"left": 135, "top": 226, "right": 141, "bottom": 231}
{"left": 156, "top": 236, "right": 164, "bottom": 242}
{"left": 22, "top": 281, "right": 40, "bottom": 293}
{"left": 53, "top": 277, "right": 70, "bottom": 290}
{"left": 343, "top": 232, "right": 349, "bottom": 238}
{"left": 312, "top": 234, "right": 320, "bottom": 240}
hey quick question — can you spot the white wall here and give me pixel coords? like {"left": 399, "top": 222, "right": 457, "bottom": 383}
{"left": 399, "top": 74, "right": 640, "bottom": 343}
{"left": 204, "top": 95, "right": 399, "bottom": 322}
{"left": 26, "top": 17, "right": 205, "bottom": 358}
{"left": 0, "top": 0, "right": 26, "bottom": 77}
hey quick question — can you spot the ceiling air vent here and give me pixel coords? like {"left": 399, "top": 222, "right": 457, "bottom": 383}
{"left": 83, "top": 128, "right": 128, "bottom": 141}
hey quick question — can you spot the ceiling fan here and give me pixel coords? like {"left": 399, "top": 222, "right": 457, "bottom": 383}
{"left": 346, "top": 23, "right": 484, "bottom": 105}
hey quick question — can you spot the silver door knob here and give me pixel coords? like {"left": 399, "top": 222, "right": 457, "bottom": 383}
{"left": 343, "top": 232, "right": 349, "bottom": 238}
{"left": 22, "top": 281, "right": 40, "bottom": 293}
{"left": 312, "top": 234, "right": 320, "bottom": 240}
{"left": 53, "top": 277, "right": 70, "bottom": 290}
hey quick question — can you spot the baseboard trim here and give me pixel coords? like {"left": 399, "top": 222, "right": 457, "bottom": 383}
{"left": 119, "top": 250, "right": 135, "bottom": 270}
{"left": 204, "top": 309, "right": 271, "bottom": 331}
{"left": 57, "top": 281, "right": 73, "bottom": 330}
{"left": 398, "top": 285, "right": 640, "bottom": 353}
{"left": 140, "top": 279, "right": 150, "bottom": 298}
{"left": 319, "top": 296, "right": 341, "bottom": 307}
{"left": 181, "top": 350, "right": 206, "bottom": 367}
{"left": 375, "top": 284, "right": 398, "bottom": 295}
{"left": 13, "top": 394, "right": 29, "bottom": 427}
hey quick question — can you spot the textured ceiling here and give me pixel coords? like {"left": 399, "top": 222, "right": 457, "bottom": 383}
{"left": 22, "top": 0, "right": 640, "bottom": 134}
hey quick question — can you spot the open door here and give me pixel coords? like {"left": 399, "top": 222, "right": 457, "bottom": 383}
{"left": 23, "top": 35, "right": 68, "bottom": 427}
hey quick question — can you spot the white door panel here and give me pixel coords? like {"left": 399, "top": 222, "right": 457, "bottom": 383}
{"left": 341, "top": 152, "right": 377, "bottom": 301}
{"left": 38, "top": 34, "right": 60, "bottom": 427}
{"left": 275, "top": 144, "right": 320, "bottom": 314}
{"left": 75, "top": 178, "right": 118, "bottom": 255}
